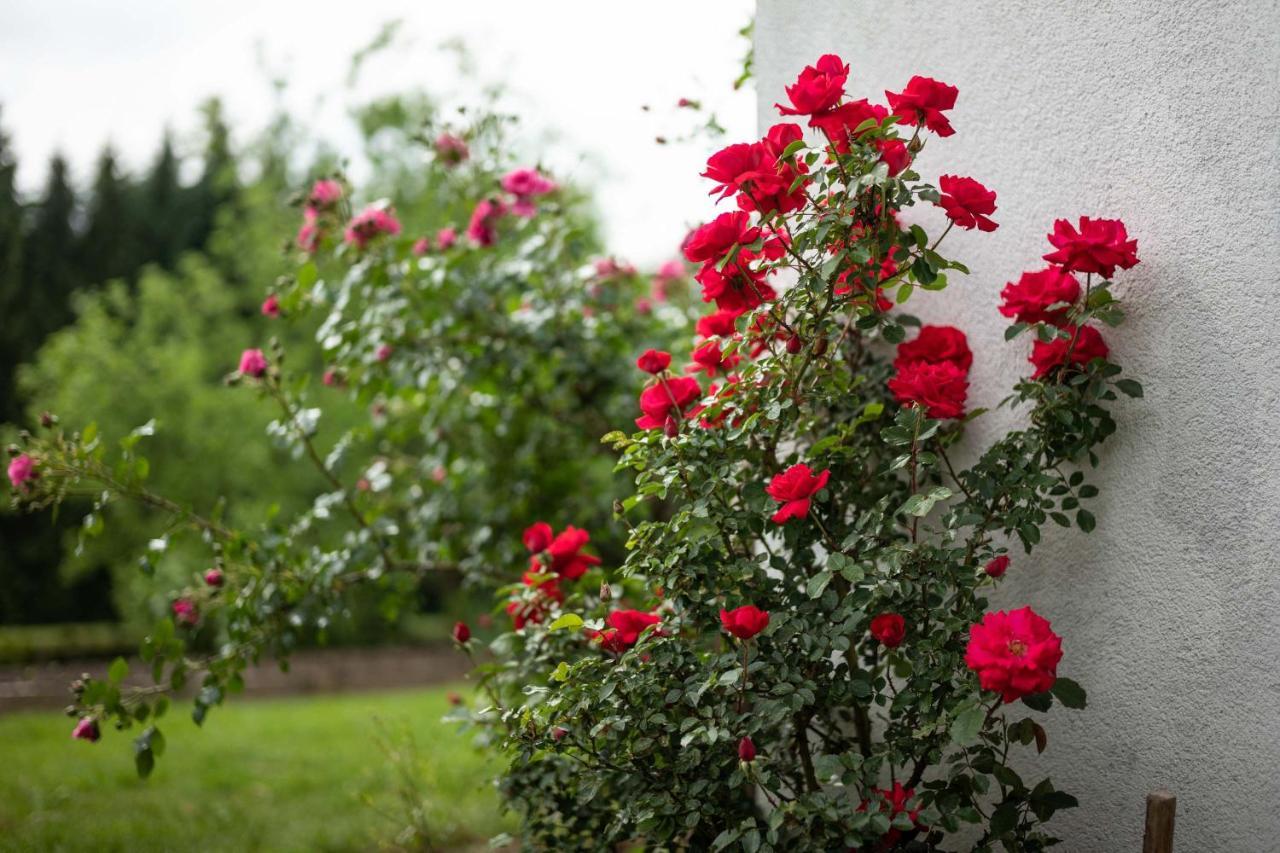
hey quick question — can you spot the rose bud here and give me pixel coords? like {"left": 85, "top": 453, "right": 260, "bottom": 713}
{"left": 452, "top": 621, "right": 471, "bottom": 644}
{"left": 204, "top": 568, "right": 225, "bottom": 587}
{"left": 984, "top": 555, "right": 1010, "bottom": 578}
{"left": 447, "top": 691, "right": 463, "bottom": 706}
{"left": 40, "top": 411, "right": 57, "bottom": 428}
{"left": 552, "top": 726, "right": 569, "bottom": 742}
{"left": 71, "top": 717, "right": 100, "bottom": 742}
{"left": 738, "top": 736, "right": 757, "bottom": 762}
{"left": 870, "top": 612, "right": 906, "bottom": 647}
{"left": 663, "top": 418, "right": 679, "bottom": 438}
{"left": 786, "top": 335, "right": 803, "bottom": 354}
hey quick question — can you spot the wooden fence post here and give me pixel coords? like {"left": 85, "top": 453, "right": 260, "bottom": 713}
{"left": 1142, "top": 789, "right": 1176, "bottom": 853}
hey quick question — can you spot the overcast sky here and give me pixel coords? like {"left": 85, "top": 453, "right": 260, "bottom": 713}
{"left": 0, "top": 0, "right": 755, "bottom": 263}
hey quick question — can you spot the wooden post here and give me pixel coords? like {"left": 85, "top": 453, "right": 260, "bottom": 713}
{"left": 1142, "top": 789, "right": 1176, "bottom": 853}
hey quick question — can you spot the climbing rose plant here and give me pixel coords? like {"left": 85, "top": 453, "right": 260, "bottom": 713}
{"left": 457, "top": 55, "right": 1142, "bottom": 851}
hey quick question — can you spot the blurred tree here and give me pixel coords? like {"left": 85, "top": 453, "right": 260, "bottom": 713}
{"left": 187, "top": 99, "right": 237, "bottom": 259}
{"left": 21, "top": 154, "right": 79, "bottom": 348}
{"left": 138, "top": 132, "right": 188, "bottom": 271}
{"left": 76, "top": 147, "right": 140, "bottom": 290}
{"left": 0, "top": 117, "right": 25, "bottom": 424}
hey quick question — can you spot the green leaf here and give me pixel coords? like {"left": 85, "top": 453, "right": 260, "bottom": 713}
{"left": 806, "top": 570, "right": 833, "bottom": 599}
{"left": 550, "top": 661, "right": 571, "bottom": 682}
{"left": 1051, "top": 677, "right": 1087, "bottom": 709}
{"left": 1022, "top": 691, "right": 1053, "bottom": 712}
{"left": 548, "top": 613, "right": 584, "bottom": 632}
{"left": 107, "top": 656, "right": 129, "bottom": 685}
{"left": 950, "top": 705, "right": 986, "bottom": 747}
{"left": 780, "top": 139, "right": 807, "bottom": 159}
{"left": 1076, "top": 508, "right": 1097, "bottom": 533}
{"left": 989, "top": 801, "right": 1019, "bottom": 836}
{"left": 1004, "top": 323, "right": 1028, "bottom": 341}
{"left": 1115, "top": 378, "right": 1143, "bottom": 398}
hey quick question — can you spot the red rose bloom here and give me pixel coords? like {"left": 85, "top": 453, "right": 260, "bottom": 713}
{"left": 522, "top": 521, "right": 553, "bottom": 553}
{"left": 452, "top": 621, "right": 471, "bottom": 644}
{"left": 870, "top": 613, "right": 905, "bottom": 647}
{"left": 876, "top": 138, "right": 912, "bottom": 176}
{"left": 688, "top": 339, "right": 740, "bottom": 378}
{"left": 810, "top": 99, "right": 888, "bottom": 153}
{"left": 999, "top": 267, "right": 1081, "bottom": 324}
{"left": 893, "top": 325, "right": 973, "bottom": 372}
{"left": 775, "top": 54, "right": 849, "bottom": 118}
{"left": 766, "top": 463, "right": 831, "bottom": 524}
{"left": 507, "top": 570, "right": 564, "bottom": 629}
{"left": 546, "top": 525, "right": 601, "bottom": 580}
{"left": 1029, "top": 324, "right": 1109, "bottom": 379}
{"left": 936, "top": 175, "right": 998, "bottom": 232}
{"left": 985, "top": 556, "right": 1010, "bottom": 578}
{"left": 738, "top": 736, "right": 757, "bottom": 762}
{"left": 636, "top": 349, "right": 672, "bottom": 374}
{"left": 635, "top": 376, "right": 702, "bottom": 431}
{"left": 720, "top": 605, "right": 770, "bottom": 640}
{"left": 1042, "top": 216, "right": 1139, "bottom": 278}
{"left": 606, "top": 609, "right": 660, "bottom": 647}
{"left": 172, "top": 598, "right": 198, "bottom": 628}
{"left": 964, "top": 606, "right": 1063, "bottom": 703}
{"left": 888, "top": 360, "right": 969, "bottom": 419}
{"left": 694, "top": 263, "right": 776, "bottom": 315}
{"left": 204, "top": 568, "right": 224, "bottom": 587}
{"left": 886, "top": 76, "right": 959, "bottom": 136}
{"left": 697, "top": 309, "right": 740, "bottom": 339}
{"left": 683, "top": 212, "right": 762, "bottom": 265}
{"left": 857, "top": 782, "right": 921, "bottom": 850}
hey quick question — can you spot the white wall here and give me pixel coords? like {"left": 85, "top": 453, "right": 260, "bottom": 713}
{"left": 755, "top": 1, "right": 1280, "bottom": 849}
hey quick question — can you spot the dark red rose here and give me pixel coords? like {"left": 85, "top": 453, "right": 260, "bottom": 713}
{"left": 636, "top": 349, "right": 672, "bottom": 374}
{"left": 870, "top": 613, "right": 905, "bottom": 647}
{"left": 522, "top": 521, "right": 553, "bottom": 553}
{"left": 876, "top": 138, "right": 912, "bottom": 176}
{"left": 888, "top": 360, "right": 969, "bottom": 419}
{"left": 635, "top": 376, "right": 702, "bottom": 431}
{"left": 886, "top": 76, "right": 959, "bottom": 136}
{"left": 809, "top": 99, "right": 888, "bottom": 153}
{"left": 452, "top": 621, "right": 471, "bottom": 644}
{"left": 607, "top": 609, "right": 661, "bottom": 646}
{"left": 682, "top": 212, "right": 761, "bottom": 265}
{"left": 775, "top": 54, "right": 849, "bottom": 118}
{"left": 203, "top": 568, "right": 224, "bottom": 588}
{"left": 546, "top": 526, "right": 601, "bottom": 580}
{"left": 999, "top": 267, "right": 1081, "bottom": 324}
{"left": 697, "top": 309, "right": 740, "bottom": 339}
{"left": 893, "top": 325, "right": 973, "bottom": 372}
{"left": 738, "top": 736, "right": 757, "bottom": 762}
{"left": 1029, "top": 324, "right": 1109, "bottom": 379}
{"left": 857, "top": 782, "right": 921, "bottom": 849}
{"left": 1042, "top": 216, "right": 1140, "bottom": 278}
{"left": 937, "top": 175, "right": 998, "bottom": 232}
{"left": 687, "top": 339, "right": 740, "bottom": 378}
{"left": 694, "top": 263, "right": 776, "bottom": 315}
{"left": 766, "top": 463, "right": 831, "bottom": 524}
{"left": 720, "top": 604, "right": 770, "bottom": 640}
{"left": 984, "top": 556, "right": 1010, "bottom": 578}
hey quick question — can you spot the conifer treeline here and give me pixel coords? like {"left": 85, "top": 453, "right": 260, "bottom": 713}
{"left": 0, "top": 99, "right": 238, "bottom": 623}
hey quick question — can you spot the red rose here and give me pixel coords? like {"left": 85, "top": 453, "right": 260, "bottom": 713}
{"left": 635, "top": 376, "right": 702, "bottom": 431}
{"left": 984, "top": 556, "right": 1010, "bottom": 578}
{"left": 1042, "top": 217, "right": 1139, "bottom": 278}
{"left": 688, "top": 339, "right": 740, "bottom": 378}
{"left": 636, "top": 349, "right": 672, "bottom": 374}
{"left": 809, "top": 99, "right": 888, "bottom": 153}
{"left": 870, "top": 613, "right": 905, "bottom": 647}
{"left": 857, "top": 782, "right": 920, "bottom": 849}
{"left": 696, "top": 309, "right": 740, "bottom": 339}
{"left": 738, "top": 736, "right": 757, "bottom": 762}
{"left": 603, "top": 609, "right": 660, "bottom": 648}
{"left": 766, "top": 463, "right": 831, "bottom": 524}
{"left": 71, "top": 717, "right": 101, "bottom": 743}
{"left": 999, "top": 268, "right": 1081, "bottom": 324}
{"left": 876, "top": 138, "right": 912, "bottom": 176}
{"left": 964, "top": 606, "right": 1063, "bottom": 703}
{"left": 507, "top": 570, "right": 564, "bottom": 629}
{"left": 546, "top": 525, "right": 601, "bottom": 580}
{"left": 886, "top": 76, "right": 959, "bottom": 136}
{"left": 1029, "top": 324, "right": 1109, "bottom": 379}
{"left": 452, "top": 621, "right": 471, "bottom": 644}
{"left": 888, "top": 360, "right": 969, "bottom": 419}
{"left": 936, "top": 175, "right": 998, "bottom": 232}
{"left": 720, "top": 605, "right": 770, "bottom": 640}
{"left": 204, "top": 568, "right": 224, "bottom": 588}
{"left": 775, "top": 54, "right": 849, "bottom": 118}
{"left": 893, "top": 325, "right": 973, "bottom": 372}
{"left": 522, "top": 521, "right": 553, "bottom": 554}
{"left": 694, "top": 263, "right": 776, "bottom": 315}
{"left": 683, "top": 212, "right": 762, "bottom": 265}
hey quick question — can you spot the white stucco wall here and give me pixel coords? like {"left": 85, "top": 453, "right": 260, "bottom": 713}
{"left": 755, "top": 2, "right": 1280, "bottom": 850}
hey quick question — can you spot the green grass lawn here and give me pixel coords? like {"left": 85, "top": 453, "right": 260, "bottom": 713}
{"left": 0, "top": 686, "right": 512, "bottom": 852}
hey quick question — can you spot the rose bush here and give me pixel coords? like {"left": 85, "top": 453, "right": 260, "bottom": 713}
{"left": 458, "top": 55, "right": 1142, "bottom": 851}
{"left": 4, "top": 51, "right": 1144, "bottom": 853}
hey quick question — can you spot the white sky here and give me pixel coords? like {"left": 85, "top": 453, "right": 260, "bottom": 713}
{"left": 0, "top": 0, "right": 756, "bottom": 264}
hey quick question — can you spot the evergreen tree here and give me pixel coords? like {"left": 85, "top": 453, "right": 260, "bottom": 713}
{"left": 77, "top": 146, "right": 139, "bottom": 288}
{"left": 188, "top": 98, "right": 237, "bottom": 254}
{"left": 139, "top": 131, "right": 187, "bottom": 270}
{"left": 0, "top": 116, "right": 25, "bottom": 423}
{"left": 21, "top": 153, "right": 79, "bottom": 348}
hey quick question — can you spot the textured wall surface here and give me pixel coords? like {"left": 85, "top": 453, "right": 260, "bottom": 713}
{"left": 755, "top": 1, "right": 1280, "bottom": 850}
